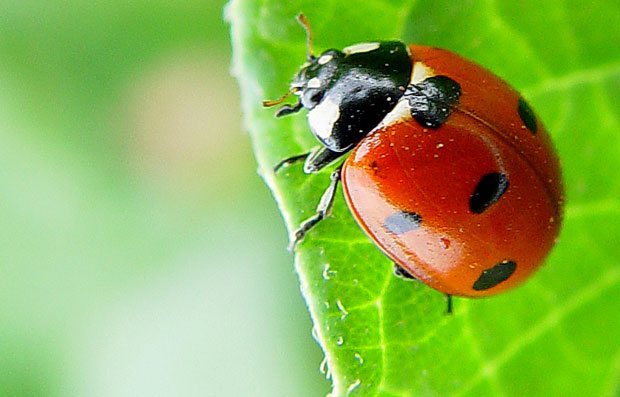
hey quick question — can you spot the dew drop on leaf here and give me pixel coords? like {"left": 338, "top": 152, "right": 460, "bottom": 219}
{"left": 347, "top": 379, "right": 361, "bottom": 394}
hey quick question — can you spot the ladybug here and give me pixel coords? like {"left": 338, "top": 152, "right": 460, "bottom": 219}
{"left": 265, "top": 14, "right": 564, "bottom": 304}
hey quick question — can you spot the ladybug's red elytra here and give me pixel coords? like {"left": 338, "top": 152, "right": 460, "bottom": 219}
{"left": 265, "top": 14, "right": 564, "bottom": 302}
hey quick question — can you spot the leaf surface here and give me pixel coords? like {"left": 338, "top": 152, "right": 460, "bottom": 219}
{"left": 229, "top": 1, "right": 620, "bottom": 395}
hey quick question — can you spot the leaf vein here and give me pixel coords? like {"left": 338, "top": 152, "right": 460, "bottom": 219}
{"left": 522, "top": 61, "right": 620, "bottom": 98}
{"left": 455, "top": 267, "right": 620, "bottom": 396}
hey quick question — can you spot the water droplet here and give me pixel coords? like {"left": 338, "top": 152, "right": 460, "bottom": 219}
{"left": 323, "top": 263, "right": 331, "bottom": 280}
{"left": 336, "top": 299, "right": 349, "bottom": 319}
{"left": 347, "top": 379, "right": 361, "bottom": 394}
{"left": 319, "top": 356, "right": 329, "bottom": 377}
{"left": 336, "top": 336, "right": 344, "bottom": 346}
{"left": 311, "top": 326, "right": 320, "bottom": 343}
{"left": 322, "top": 263, "right": 337, "bottom": 280}
{"left": 354, "top": 353, "right": 364, "bottom": 364}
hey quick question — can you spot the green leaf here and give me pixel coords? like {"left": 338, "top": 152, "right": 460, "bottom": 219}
{"left": 228, "top": 1, "right": 620, "bottom": 395}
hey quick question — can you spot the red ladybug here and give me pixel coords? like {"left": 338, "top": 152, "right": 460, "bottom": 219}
{"left": 265, "top": 15, "right": 563, "bottom": 303}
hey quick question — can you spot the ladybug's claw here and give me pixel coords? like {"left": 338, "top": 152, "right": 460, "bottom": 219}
{"left": 287, "top": 166, "right": 342, "bottom": 252}
{"left": 288, "top": 236, "right": 300, "bottom": 252}
{"left": 288, "top": 218, "right": 322, "bottom": 252}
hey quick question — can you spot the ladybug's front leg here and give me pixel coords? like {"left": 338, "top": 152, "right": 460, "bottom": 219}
{"left": 273, "top": 153, "right": 310, "bottom": 173}
{"left": 274, "top": 146, "right": 344, "bottom": 174}
{"left": 288, "top": 165, "right": 342, "bottom": 251}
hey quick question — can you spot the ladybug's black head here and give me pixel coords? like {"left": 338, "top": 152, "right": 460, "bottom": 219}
{"left": 264, "top": 15, "right": 412, "bottom": 153}
{"left": 290, "top": 49, "right": 343, "bottom": 110}
{"left": 262, "top": 14, "right": 342, "bottom": 117}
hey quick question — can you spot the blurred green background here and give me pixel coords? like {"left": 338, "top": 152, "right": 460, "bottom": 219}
{"left": 0, "top": 1, "right": 328, "bottom": 396}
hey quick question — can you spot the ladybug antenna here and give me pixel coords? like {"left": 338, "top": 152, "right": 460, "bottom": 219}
{"left": 262, "top": 90, "right": 293, "bottom": 108}
{"left": 296, "top": 13, "right": 315, "bottom": 61}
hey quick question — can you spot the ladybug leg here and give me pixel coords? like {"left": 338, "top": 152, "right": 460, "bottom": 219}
{"left": 274, "top": 147, "right": 344, "bottom": 174}
{"left": 288, "top": 165, "right": 342, "bottom": 251}
{"left": 275, "top": 101, "right": 303, "bottom": 118}
{"left": 445, "top": 294, "right": 453, "bottom": 315}
{"left": 303, "top": 147, "right": 344, "bottom": 173}
{"left": 274, "top": 153, "right": 311, "bottom": 173}
{"left": 393, "top": 263, "right": 417, "bottom": 280}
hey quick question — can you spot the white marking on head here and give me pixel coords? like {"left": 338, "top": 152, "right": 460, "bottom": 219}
{"left": 307, "top": 77, "right": 321, "bottom": 89}
{"left": 307, "top": 96, "right": 340, "bottom": 140}
{"left": 411, "top": 61, "right": 435, "bottom": 84}
{"left": 343, "top": 42, "right": 380, "bottom": 55}
{"left": 318, "top": 54, "right": 333, "bottom": 64}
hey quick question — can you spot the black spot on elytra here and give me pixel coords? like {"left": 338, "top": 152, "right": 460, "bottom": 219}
{"left": 405, "top": 75, "right": 461, "bottom": 129}
{"left": 518, "top": 97, "right": 537, "bottom": 134}
{"left": 384, "top": 211, "right": 422, "bottom": 234}
{"left": 469, "top": 172, "right": 509, "bottom": 214}
{"left": 473, "top": 260, "right": 517, "bottom": 291}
